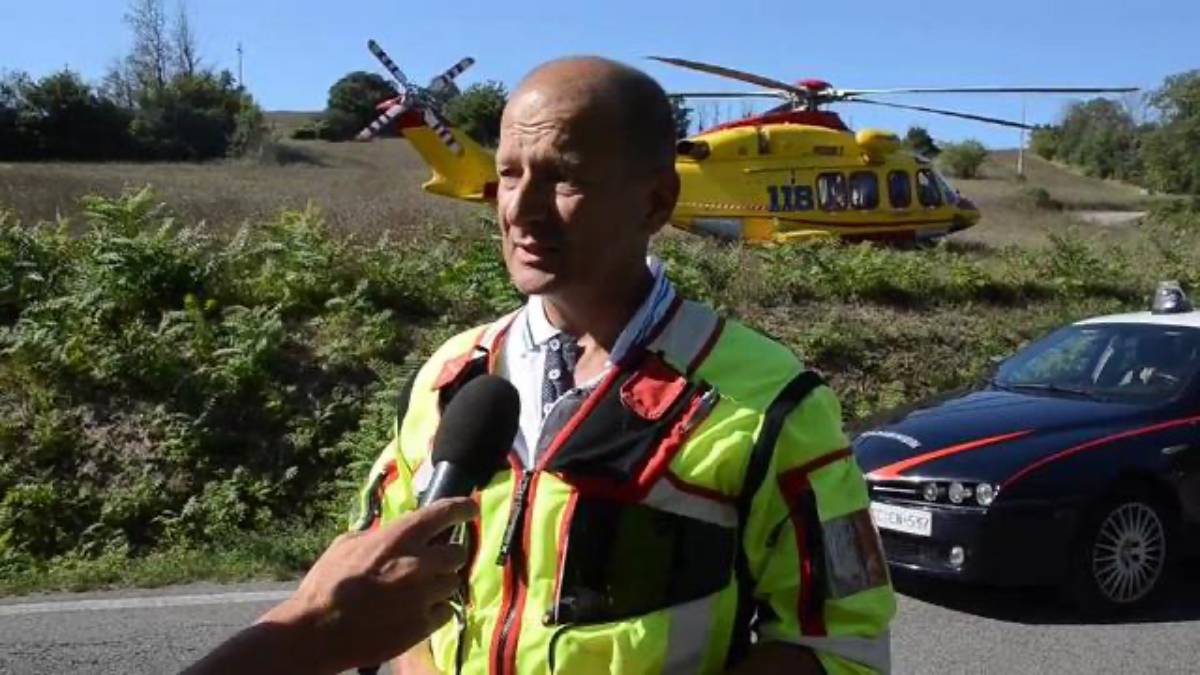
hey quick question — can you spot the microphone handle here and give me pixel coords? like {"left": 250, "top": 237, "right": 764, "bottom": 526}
{"left": 355, "top": 464, "right": 477, "bottom": 674}
{"left": 418, "top": 462, "right": 483, "bottom": 508}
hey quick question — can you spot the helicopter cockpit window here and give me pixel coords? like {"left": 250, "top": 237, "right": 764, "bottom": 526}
{"left": 817, "top": 173, "right": 848, "bottom": 211}
{"left": 933, "top": 172, "right": 960, "bottom": 205}
{"left": 849, "top": 172, "right": 879, "bottom": 210}
{"left": 888, "top": 171, "right": 912, "bottom": 208}
{"left": 916, "top": 169, "right": 943, "bottom": 207}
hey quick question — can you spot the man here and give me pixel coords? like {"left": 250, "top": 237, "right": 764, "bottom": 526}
{"left": 181, "top": 499, "right": 477, "bottom": 675}
{"left": 356, "top": 57, "right": 895, "bottom": 674}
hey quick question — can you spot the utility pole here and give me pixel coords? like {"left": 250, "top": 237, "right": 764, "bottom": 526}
{"left": 237, "top": 42, "right": 244, "bottom": 88}
{"left": 1017, "top": 96, "right": 1026, "bottom": 178}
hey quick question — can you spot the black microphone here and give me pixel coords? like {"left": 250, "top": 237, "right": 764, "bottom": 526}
{"left": 357, "top": 375, "right": 519, "bottom": 675}
{"left": 419, "top": 374, "right": 520, "bottom": 507}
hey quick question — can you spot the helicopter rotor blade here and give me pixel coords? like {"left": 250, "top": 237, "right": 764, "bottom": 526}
{"left": 649, "top": 56, "right": 807, "bottom": 97}
{"left": 837, "top": 85, "right": 1139, "bottom": 98}
{"left": 428, "top": 57, "right": 475, "bottom": 94}
{"left": 367, "top": 39, "right": 412, "bottom": 91}
{"left": 423, "top": 108, "right": 463, "bottom": 155}
{"left": 848, "top": 97, "right": 1034, "bottom": 130}
{"left": 669, "top": 91, "right": 789, "bottom": 99}
{"left": 356, "top": 99, "right": 410, "bottom": 141}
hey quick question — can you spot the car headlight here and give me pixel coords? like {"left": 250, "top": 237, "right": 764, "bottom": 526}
{"left": 975, "top": 482, "right": 997, "bottom": 506}
{"left": 948, "top": 482, "right": 972, "bottom": 504}
{"left": 922, "top": 482, "right": 940, "bottom": 502}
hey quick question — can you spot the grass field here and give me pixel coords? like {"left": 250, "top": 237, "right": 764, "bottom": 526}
{"left": 0, "top": 135, "right": 477, "bottom": 240}
{"left": 0, "top": 120, "right": 1154, "bottom": 247}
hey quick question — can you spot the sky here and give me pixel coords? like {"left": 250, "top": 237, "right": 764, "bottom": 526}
{"left": 2, "top": 0, "right": 1197, "bottom": 147}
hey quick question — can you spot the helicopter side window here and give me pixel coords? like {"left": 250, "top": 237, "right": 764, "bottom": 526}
{"left": 888, "top": 171, "right": 912, "bottom": 208}
{"left": 817, "top": 172, "right": 847, "bottom": 211}
{"left": 849, "top": 171, "right": 879, "bottom": 210}
{"left": 916, "top": 169, "right": 943, "bottom": 207}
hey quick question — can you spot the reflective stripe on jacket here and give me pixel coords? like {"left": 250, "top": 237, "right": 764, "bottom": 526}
{"left": 353, "top": 299, "right": 896, "bottom": 674}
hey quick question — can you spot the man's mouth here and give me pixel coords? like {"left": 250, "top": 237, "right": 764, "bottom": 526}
{"left": 513, "top": 240, "right": 561, "bottom": 260}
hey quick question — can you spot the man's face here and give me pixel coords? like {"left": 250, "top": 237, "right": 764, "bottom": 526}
{"left": 494, "top": 85, "right": 667, "bottom": 299}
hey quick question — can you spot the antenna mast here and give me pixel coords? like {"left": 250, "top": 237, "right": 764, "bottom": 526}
{"left": 237, "top": 42, "right": 244, "bottom": 88}
{"left": 1017, "top": 96, "right": 1026, "bottom": 178}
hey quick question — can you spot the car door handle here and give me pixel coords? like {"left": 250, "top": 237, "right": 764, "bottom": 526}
{"left": 1162, "top": 444, "right": 1190, "bottom": 456}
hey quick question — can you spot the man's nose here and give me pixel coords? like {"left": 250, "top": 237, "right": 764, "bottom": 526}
{"left": 503, "top": 176, "right": 553, "bottom": 228}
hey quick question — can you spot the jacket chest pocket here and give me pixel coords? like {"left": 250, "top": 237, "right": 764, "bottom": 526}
{"left": 547, "top": 495, "right": 736, "bottom": 626}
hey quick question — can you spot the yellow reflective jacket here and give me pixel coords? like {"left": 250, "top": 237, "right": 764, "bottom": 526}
{"left": 354, "top": 299, "right": 895, "bottom": 674}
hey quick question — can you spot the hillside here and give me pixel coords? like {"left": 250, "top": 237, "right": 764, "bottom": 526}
{"left": 950, "top": 150, "right": 1153, "bottom": 247}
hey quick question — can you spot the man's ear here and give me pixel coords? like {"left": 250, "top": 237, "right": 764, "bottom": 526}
{"left": 644, "top": 168, "right": 680, "bottom": 236}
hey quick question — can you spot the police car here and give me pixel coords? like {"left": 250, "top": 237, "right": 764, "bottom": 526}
{"left": 853, "top": 282, "right": 1200, "bottom": 612}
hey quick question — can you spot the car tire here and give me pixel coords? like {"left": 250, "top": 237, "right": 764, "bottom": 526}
{"left": 1066, "top": 492, "right": 1175, "bottom": 615}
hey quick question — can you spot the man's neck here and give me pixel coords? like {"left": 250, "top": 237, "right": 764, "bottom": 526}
{"left": 541, "top": 265, "right": 655, "bottom": 356}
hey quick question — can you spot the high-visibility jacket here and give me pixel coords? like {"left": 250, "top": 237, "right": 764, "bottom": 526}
{"left": 354, "top": 298, "right": 895, "bottom": 674}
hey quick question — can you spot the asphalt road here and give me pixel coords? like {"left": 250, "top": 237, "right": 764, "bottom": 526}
{"left": 2, "top": 568, "right": 1198, "bottom": 674}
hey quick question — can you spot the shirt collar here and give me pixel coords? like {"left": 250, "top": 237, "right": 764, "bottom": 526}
{"left": 519, "top": 256, "right": 676, "bottom": 364}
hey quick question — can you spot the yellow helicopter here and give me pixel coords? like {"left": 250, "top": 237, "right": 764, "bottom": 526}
{"left": 356, "top": 45, "right": 1136, "bottom": 243}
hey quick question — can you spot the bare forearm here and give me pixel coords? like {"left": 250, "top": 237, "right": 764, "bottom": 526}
{"left": 391, "top": 640, "right": 440, "bottom": 675}
{"left": 727, "top": 642, "right": 824, "bottom": 675}
{"left": 180, "top": 614, "right": 332, "bottom": 675}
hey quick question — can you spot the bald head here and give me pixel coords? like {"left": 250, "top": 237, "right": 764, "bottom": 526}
{"left": 509, "top": 57, "right": 677, "bottom": 173}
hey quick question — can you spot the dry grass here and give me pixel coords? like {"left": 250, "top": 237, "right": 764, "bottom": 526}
{"left": 0, "top": 136, "right": 1152, "bottom": 250}
{"left": 951, "top": 150, "right": 1154, "bottom": 248}
{"left": 0, "top": 136, "right": 479, "bottom": 240}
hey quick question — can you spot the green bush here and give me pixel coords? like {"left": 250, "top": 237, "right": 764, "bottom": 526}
{"left": 938, "top": 139, "right": 989, "bottom": 179}
{"left": 1019, "top": 187, "right": 1064, "bottom": 211}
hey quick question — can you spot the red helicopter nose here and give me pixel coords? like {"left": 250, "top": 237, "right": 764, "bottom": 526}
{"left": 797, "top": 79, "right": 832, "bottom": 92}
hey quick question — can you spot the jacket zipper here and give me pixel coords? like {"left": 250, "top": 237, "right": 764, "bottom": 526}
{"left": 493, "top": 469, "right": 534, "bottom": 675}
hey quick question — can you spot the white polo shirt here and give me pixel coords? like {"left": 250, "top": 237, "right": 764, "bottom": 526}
{"left": 497, "top": 257, "right": 677, "bottom": 468}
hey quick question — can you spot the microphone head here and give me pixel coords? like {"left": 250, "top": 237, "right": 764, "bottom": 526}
{"left": 431, "top": 374, "right": 521, "bottom": 480}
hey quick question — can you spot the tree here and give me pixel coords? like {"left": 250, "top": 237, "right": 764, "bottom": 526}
{"left": 903, "top": 126, "right": 940, "bottom": 158}
{"left": 1055, "top": 98, "right": 1141, "bottom": 181}
{"left": 1141, "top": 70, "right": 1200, "bottom": 195}
{"left": 172, "top": 0, "right": 199, "bottom": 77}
{"left": 667, "top": 96, "right": 692, "bottom": 139}
{"left": 0, "top": 69, "right": 135, "bottom": 160}
{"left": 131, "top": 69, "right": 258, "bottom": 160}
{"left": 443, "top": 81, "right": 507, "bottom": 147}
{"left": 323, "top": 71, "right": 399, "bottom": 141}
{"left": 124, "top": 0, "right": 172, "bottom": 95}
{"left": 938, "top": 139, "right": 988, "bottom": 179}
{"left": 1029, "top": 125, "right": 1061, "bottom": 161}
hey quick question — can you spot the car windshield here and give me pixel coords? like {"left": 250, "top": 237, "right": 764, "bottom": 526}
{"left": 993, "top": 323, "right": 1200, "bottom": 402}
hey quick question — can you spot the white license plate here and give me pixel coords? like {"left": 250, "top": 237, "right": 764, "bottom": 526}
{"left": 870, "top": 502, "right": 932, "bottom": 537}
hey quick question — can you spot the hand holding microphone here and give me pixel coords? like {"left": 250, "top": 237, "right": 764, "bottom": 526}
{"left": 182, "top": 375, "right": 519, "bottom": 675}
{"left": 180, "top": 499, "right": 478, "bottom": 675}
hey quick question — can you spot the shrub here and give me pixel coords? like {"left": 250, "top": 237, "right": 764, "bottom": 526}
{"left": 938, "top": 139, "right": 989, "bottom": 179}
{"left": 1019, "top": 187, "right": 1063, "bottom": 211}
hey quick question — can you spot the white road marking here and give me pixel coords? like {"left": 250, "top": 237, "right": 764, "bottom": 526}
{"left": 0, "top": 590, "right": 293, "bottom": 616}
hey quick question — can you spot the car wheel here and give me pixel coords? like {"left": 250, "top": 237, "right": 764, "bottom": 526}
{"left": 1068, "top": 494, "right": 1173, "bottom": 613}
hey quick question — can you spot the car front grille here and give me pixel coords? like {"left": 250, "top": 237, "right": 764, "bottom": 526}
{"left": 868, "top": 479, "right": 925, "bottom": 504}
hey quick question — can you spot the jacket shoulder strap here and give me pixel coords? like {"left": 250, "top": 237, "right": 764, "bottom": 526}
{"left": 728, "top": 368, "right": 827, "bottom": 666}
